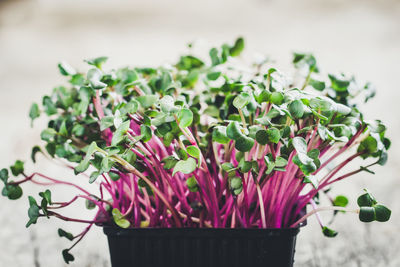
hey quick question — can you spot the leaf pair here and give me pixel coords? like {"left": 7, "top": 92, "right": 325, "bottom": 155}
{"left": 357, "top": 190, "right": 391, "bottom": 222}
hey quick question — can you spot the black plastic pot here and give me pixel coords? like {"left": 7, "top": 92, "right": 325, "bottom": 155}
{"left": 104, "top": 227, "right": 300, "bottom": 267}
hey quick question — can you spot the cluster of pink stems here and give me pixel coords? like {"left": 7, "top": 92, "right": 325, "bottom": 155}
{"left": 12, "top": 92, "right": 367, "bottom": 250}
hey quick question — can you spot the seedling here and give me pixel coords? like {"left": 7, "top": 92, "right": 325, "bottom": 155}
{"left": 1, "top": 38, "right": 391, "bottom": 263}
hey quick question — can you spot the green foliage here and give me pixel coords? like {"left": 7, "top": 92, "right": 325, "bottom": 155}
{"left": 322, "top": 226, "right": 338, "bottom": 238}
{"left": 112, "top": 208, "right": 130, "bottom": 229}
{"left": 186, "top": 176, "right": 199, "bottom": 192}
{"left": 357, "top": 189, "right": 391, "bottom": 223}
{"left": 333, "top": 195, "right": 348, "bottom": 207}
{"left": 58, "top": 228, "right": 74, "bottom": 241}
{"left": 173, "top": 158, "right": 197, "bottom": 175}
{"left": 62, "top": 249, "right": 75, "bottom": 264}
{"left": 1, "top": 38, "right": 392, "bottom": 262}
{"left": 29, "top": 103, "right": 40, "bottom": 125}
{"left": 10, "top": 160, "right": 24, "bottom": 176}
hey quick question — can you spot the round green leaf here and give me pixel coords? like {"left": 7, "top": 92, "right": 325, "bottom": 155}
{"left": 29, "top": 103, "right": 40, "bottom": 126}
{"left": 227, "top": 121, "right": 243, "bottom": 140}
{"left": 374, "top": 205, "right": 391, "bottom": 222}
{"left": 6, "top": 185, "right": 23, "bottom": 200}
{"left": 359, "top": 206, "right": 376, "bottom": 222}
{"left": 186, "top": 176, "right": 198, "bottom": 192}
{"left": 357, "top": 191, "right": 377, "bottom": 207}
{"left": 10, "top": 160, "right": 24, "bottom": 176}
{"left": 235, "top": 136, "right": 254, "bottom": 152}
{"left": 187, "top": 146, "right": 200, "bottom": 159}
{"left": 178, "top": 108, "right": 193, "bottom": 128}
{"left": 270, "top": 92, "right": 284, "bottom": 105}
{"left": 173, "top": 158, "right": 197, "bottom": 175}
{"left": 266, "top": 127, "right": 280, "bottom": 144}
{"left": 288, "top": 100, "right": 304, "bottom": 119}
{"left": 255, "top": 129, "right": 268, "bottom": 145}
{"left": 87, "top": 68, "right": 107, "bottom": 89}
{"left": 233, "top": 92, "right": 250, "bottom": 109}
{"left": 333, "top": 195, "right": 348, "bottom": 207}
{"left": 229, "top": 37, "right": 245, "bottom": 57}
{"left": 212, "top": 126, "right": 230, "bottom": 144}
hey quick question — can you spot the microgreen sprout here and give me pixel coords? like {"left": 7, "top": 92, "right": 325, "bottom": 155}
{"left": 1, "top": 38, "right": 391, "bottom": 263}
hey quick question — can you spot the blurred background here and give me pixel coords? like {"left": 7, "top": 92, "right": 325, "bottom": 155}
{"left": 0, "top": 0, "right": 399, "bottom": 266}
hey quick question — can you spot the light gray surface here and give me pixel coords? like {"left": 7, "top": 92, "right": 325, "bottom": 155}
{"left": 0, "top": 0, "right": 399, "bottom": 266}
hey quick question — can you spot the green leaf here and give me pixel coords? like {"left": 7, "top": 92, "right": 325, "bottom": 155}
{"left": 229, "top": 37, "right": 245, "bottom": 57}
{"left": 88, "top": 171, "right": 100, "bottom": 184}
{"left": 255, "top": 129, "right": 268, "bottom": 145}
{"left": 221, "top": 162, "right": 235, "bottom": 172}
{"left": 359, "top": 206, "right": 376, "bottom": 222}
{"left": 59, "top": 120, "right": 68, "bottom": 136}
{"left": 42, "top": 96, "right": 57, "bottom": 115}
{"left": 85, "top": 198, "right": 96, "bottom": 210}
{"left": 357, "top": 190, "right": 377, "bottom": 207}
{"left": 6, "top": 184, "right": 23, "bottom": 200}
{"left": 227, "top": 121, "right": 243, "bottom": 140}
{"left": 62, "top": 249, "right": 75, "bottom": 264}
{"left": 266, "top": 128, "right": 281, "bottom": 144}
{"left": 137, "top": 95, "right": 159, "bottom": 108}
{"left": 374, "top": 205, "right": 391, "bottom": 222}
{"left": 270, "top": 92, "right": 284, "bottom": 105}
{"left": 58, "top": 62, "right": 76, "bottom": 76}
{"left": 212, "top": 126, "right": 230, "bottom": 144}
{"left": 26, "top": 196, "right": 40, "bottom": 227}
{"left": 100, "top": 116, "right": 114, "bottom": 131}
{"left": 357, "top": 136, "right": 378, "bottom": 155}
{"left": 235, "top": 136, "right": 254, "bottom": 152}
{"left": 303, "top": 175, "right": 318, "bottom": 189}
{"left": 77, "top": 86, "right": 92, "bottom": 115}
{"left": 187, "top": 146, "right": 200, "bottom": 159}
{"left": 10, "top": 160, "right": 24, "bottom": 176}
{"left": 161, "top": 156, "right": 178, "bottom": 170}
{"left": 322, "top": 226, "right": 338, "bottom": 238}
{"left": 177, "top": 55, "right": 204, "bottom": 70}
{"left": 85, "top": 56, "right": 108, "bottom": 68}
{"left": 109, "top": 172, "right": 120, "bottom": 181}
{"left": 178, "top": 108, "right": 193, "bottom": 128}
{"left": 87, "top": 68, "right": 107, "bottom": 89}
{"left": 238, "top": 159, "right": 252, "bottom": 173}
{"left": 74, "top": 142, "right": 98, "bottom": 174}
{"left": 40, "top": 128, "right": 57, "bottom": 142}
{"left": 176, "top": 148, "right": 188, "bottom": 160}
{"left": 209, "top": 48, "right": 220, "bottom": 66}
{"left": 309, "top": 79, "right": 325, "bottom": 91}
{"left": 206, "top": 71, "right": 221, "bottom": 81}
{"left": 140, "top": 125, "right": 152, "bottom": 143}
{"left": 307, "top": 149, "right": 320, "bottom": 160}
{"left": 159, "top": 95, "right": 178, "bottom": 113}
{"left": 292, "top": 137, "right": 308, "bottom": 155}
{"left": 101, "top": 157, "right": 114, "bottom": 173}
{"left": 111, "top": 121, "right": 130, "bottom": 146}
{"left": 69, "top": 73, "right": 85, "bottom": 86}
{"left": 71, "top": 124, "right": 85, "bottom": 137}
{"left": 39, "top": 189, "right": 52, "bottom": 205}
{"left": 328, "top": 74, "right": 350, "bottom": 92}
{"left": 288, "top": 100, "right": 304, "bottom": 119}
{"left": 29, "top": 103, "right": 40, "bottom": 126}
{"left": 275, "top": 156, "right": 288, "bottom": 168}
{"left": 186, "top": 176, "right": 198, "bottom": 192}
{"left": 173, "top": 158, "right": 197, "bottom": 176}
{"left": 230, "top": 177, "right": 243, "bottom": 195}
{"left": 58, "top": 228, "right": 74, "bottom": 241}
{"left": 0, "top": 168, "right": 9, "bottom": 183}
{"left": 333, "top": 195, "right": 348, "bottom": 207}
{"left": 112, "top": 208, "right": 130, "bottom": 229}
{"left": 233, "top": 92, "right": 251, "bottom": 109}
